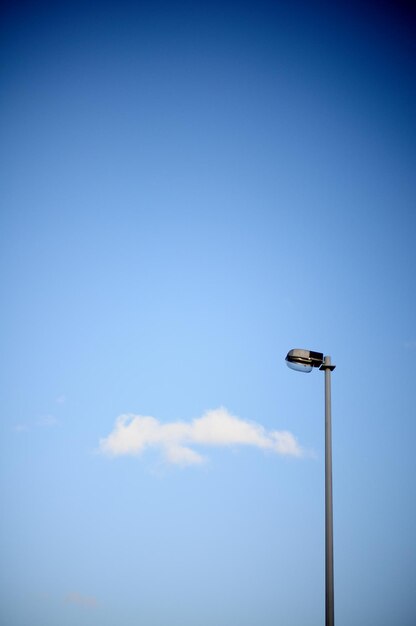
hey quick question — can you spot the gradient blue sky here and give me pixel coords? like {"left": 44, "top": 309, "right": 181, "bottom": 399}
{"left": 1, "top": 1, "right": 415, "bottom": 625}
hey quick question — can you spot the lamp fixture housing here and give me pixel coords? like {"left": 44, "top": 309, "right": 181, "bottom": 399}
{"left": 285, "top": 349, "right": 324, "bottom": 373}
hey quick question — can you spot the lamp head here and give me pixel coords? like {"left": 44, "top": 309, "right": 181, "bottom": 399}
{"left": 285, "top": 349, "right": 324, "bottom": 373}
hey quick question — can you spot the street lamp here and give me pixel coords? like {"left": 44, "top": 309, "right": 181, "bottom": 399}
{"left": 286, "top": 348, "right": 336, "bottom": 626}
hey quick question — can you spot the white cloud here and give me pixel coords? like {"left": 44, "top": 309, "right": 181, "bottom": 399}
{"left": 99, "top": 407, "right": 303, "bottom": 466}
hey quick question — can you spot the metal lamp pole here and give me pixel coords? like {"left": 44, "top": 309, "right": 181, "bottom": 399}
{"left": 320, "top": 356, "right": 335, "bottom": 626}
{"left": 285, "top": 349, "right": 336, "bottom": 626}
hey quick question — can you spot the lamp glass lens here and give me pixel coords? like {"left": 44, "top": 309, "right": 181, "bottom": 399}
{"left": 286, "top": 361, "right": 313, "bottom": 373}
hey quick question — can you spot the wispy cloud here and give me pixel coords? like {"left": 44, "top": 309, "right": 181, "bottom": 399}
{"left": 14, "top": 415, "right": 59, "bottom": 433}
{"left": 38, "top": 415, "right": 59, "bottom": 427}
{"left": 14, "top": 423, "right": 30, "bottom": 433}
{"left": 65, "top": 592, "right": 97, "bottom": 609}
{"left": 99, "top": 407, "right": 303, "bottom": 466}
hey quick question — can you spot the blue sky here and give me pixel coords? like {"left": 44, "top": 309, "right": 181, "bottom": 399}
{"left": 1, "top": 1, "right": 415, "bottom": 624}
